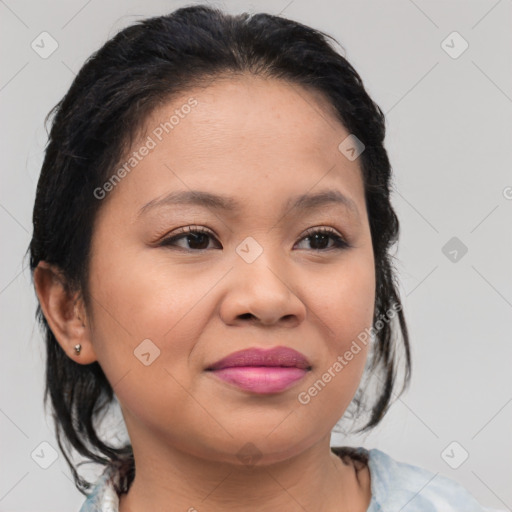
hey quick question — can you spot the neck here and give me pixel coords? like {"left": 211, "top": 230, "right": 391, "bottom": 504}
{"left": 118, "top": 435, "right": 369, "bottom": 512}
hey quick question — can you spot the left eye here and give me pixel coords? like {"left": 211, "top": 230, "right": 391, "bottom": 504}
{"left": 295, "top": 227, "right": 350, "bottom": 251}
{"left": 158, "top": 226, "right": 349, "bottom": 251}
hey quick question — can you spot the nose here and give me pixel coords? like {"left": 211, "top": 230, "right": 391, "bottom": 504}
{"left": 219, "top": 256, "right": 307, "bottom": 328}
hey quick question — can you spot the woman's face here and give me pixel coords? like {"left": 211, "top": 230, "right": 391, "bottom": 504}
{"left": 85, "top": 74, "right": 375, "bottom": 465}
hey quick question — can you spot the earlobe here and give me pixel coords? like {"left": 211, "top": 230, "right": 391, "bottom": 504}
{"left": 33, "top": 261, "right": 98, "bottom": 364}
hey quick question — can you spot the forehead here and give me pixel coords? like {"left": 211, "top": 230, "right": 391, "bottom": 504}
{"left": 101, "top": 74, "right": 365, "bottom": 221}
{"left": 151, "top": 73, "right": 346, "bottom": 157}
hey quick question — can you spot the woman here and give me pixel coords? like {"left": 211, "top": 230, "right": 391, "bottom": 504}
{"left": 29, "top": 5, "right": 495, "bottom": 511}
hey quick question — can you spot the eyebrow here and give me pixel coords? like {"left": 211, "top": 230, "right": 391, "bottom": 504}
{"left": 138, "top": 188, "right": 360, "bottom": 220}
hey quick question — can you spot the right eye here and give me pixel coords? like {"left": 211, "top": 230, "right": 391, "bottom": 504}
{"left": 158, "top": 226, "right": 221, "bottom": 251}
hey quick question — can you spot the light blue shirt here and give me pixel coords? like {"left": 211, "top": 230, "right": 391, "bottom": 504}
{"left": 79, "top": 447, "right": 503, "bottom": 511}
{"left": 361, "top": 448, "right": 501, "bottom": 512}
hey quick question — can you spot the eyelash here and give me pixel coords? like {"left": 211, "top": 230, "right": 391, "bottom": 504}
{"left": 158, "top": 225, "right": 351, "bottom": 252}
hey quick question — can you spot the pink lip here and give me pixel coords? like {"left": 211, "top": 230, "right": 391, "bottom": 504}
{"left": 206, "top": 347, "right": 311, "bottom": 394}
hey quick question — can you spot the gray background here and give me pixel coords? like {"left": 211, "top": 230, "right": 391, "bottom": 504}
{"left": 1, "top": 0, "right": 511, "bottom": 510}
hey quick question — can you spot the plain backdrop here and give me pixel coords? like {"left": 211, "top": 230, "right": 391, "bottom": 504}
{"left": 1, "top": 0, "right": 511, "bottom": 510}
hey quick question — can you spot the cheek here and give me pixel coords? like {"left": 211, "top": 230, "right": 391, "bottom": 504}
{"left": 295, "top": 280, "right": 374, "bottom": 431}
{"left": 86, "top": 252, "right": 207, "bottom": 431}
{"left": 85, "top": 246, "right": 197, "bottom": 393}
{"left": 289, "top": 253, "right": 374, "bottom": 413}
{"left": 308, "top": 256, "right": 374, "bottom": 394}
{"left": 312, "top": 253, "right": 376, "bottom": 350}
{"left": 88, "top": 242, "right": 212, "bottom": 342}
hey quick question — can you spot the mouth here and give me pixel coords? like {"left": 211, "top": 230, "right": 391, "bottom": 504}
{"left": 205, "top": 346, "right": 312, "bottom": 371}
{"left": 205, "top": 347, "right": 312, "bottom": 394}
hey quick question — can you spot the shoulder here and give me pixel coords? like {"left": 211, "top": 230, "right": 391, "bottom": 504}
{"left": 78, "top": 465, "right": 120, "bottom": 512}
{"left": 357, "top": 447, "right": 497, "bottom": 512}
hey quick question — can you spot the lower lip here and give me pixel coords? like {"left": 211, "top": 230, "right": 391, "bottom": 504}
{"left": 208, "top": 366, "right": 309, "bottom": 394}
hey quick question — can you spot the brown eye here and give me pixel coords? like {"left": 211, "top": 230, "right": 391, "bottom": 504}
{"left": 159, "top": 226, "right": 221, "bottom": 251}
{"left": 295, "top": 227, "right": 350, "bottom": 251}
{"left": 158, "top": 226, "right": 350, "bottom": 252}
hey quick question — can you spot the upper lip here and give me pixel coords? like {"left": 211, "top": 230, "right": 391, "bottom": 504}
{"left": 206, "top": 346, "right": 312, "bottom": 371}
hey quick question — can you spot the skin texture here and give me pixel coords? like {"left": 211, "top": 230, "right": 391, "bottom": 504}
{"left": 35, "top": 74, "right": 375, "bottom": 511}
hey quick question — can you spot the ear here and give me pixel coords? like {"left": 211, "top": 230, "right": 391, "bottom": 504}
{"left": 34, "top": 261, "right": 98, "bottom": 364}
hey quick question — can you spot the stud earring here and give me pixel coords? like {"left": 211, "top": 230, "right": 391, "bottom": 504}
{"left": 74, "top": 344, "right": 82, "bottom": 355}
